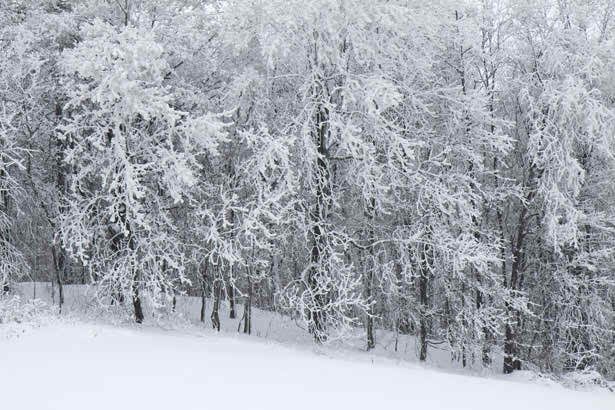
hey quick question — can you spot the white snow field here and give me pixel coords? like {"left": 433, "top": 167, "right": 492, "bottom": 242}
{"left": 2, "top": 283, "right": 614, "bottom": 409}
{"left": 0, "top": 322, "right": 613, "bottom": 410}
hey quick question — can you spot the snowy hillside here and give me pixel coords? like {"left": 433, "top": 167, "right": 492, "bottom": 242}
{"left": 1, "top": 322, "right": 613, "bottom": 410}
{"left": 13, "top": 282, "right": 498, "bottom": 371}
{"left": 2, "top": 282, "right": 613, "bottom": 409}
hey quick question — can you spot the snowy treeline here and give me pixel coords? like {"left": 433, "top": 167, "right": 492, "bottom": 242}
{"left": 1, "top": 0, "right": 615, "bottom": 378}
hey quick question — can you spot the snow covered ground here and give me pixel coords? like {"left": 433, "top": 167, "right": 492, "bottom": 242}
{"left": 3, "top": 282, "right": 613, "bottom": 409}
{"left": 11, "top": 282, "right": 501, "bottom": 371}
{"left": 1, "top": 321, "right": 613, "bottom": 410}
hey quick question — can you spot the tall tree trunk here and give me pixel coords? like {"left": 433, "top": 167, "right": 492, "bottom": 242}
{"left": 52, "top": 101, "right": 68, "bottom": 314}
{"left": 226, "top": 151, "right": 237, "bottom": 320}
{"left": 503, "top": 162, "right": 541, "bottom": 374}
{"left": 0, "top": 167, "right": 11, "bottom": 296}
{"left": 365, "top": 199, "right": 376, "bottom": 351}
{"left": 307, "top": 66, "right": 331, "bottom": 344}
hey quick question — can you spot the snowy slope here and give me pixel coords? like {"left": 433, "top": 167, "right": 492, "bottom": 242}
{"left": 12, "top": 282, "right": 501, "bottom": 372}
{"left": 0, "top": 322, "right": 612, "bottom": 410}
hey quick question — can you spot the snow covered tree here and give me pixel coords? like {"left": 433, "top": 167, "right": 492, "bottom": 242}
{"left": 490, "top": 0, "right": 615, "bottom": 374}
{"left": 58, "top": 19, "right": 226, "bottom": 322}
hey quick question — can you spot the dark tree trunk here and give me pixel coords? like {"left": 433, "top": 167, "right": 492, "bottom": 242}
{"left": 307, "top": 68, "right": 331, "bottom": 344}
{"left": 418, "top": 273, "right": 428, "bottom": 361}
{"left": 460, "top": 281, "right": 467, "bottom": 368}
{"left": 503, "top": 209, "right": 529, "bottom": 373}
{"left": 52, "top": 101, "right": 69, "bottom": 314}
{"left": 418, "top": 239, "right": 432, "bottom": 362}
{"left": 0, "top": 167, "right": 11, "bottom": 297}
{"left": 200, "top": 263, "right": 208, "bottom": 323}
{"left": 200, "top": 291, "right": 206, "bottom": 323}
{"left": 133, "top": 285, "right": 144, "bottom": 324}
{"left": 51, "top": 244, "right": 65, "bottom": 313}
{"left": 243, "top": 275, "right": 252, "bottom": 335}
{"left": 128, "top": 222, "right": 143, "bottom": 324}
{"left": 478, "top": 290, "right": 491, "bottom": 367}
{"left": 364, "top": 251, "right": 375, "bottom": 351}
{"left": 503, "top": 169, "right": 537, "bottom": 374}
{"left": 308, "top": 196, "right": 328, "bottom": 343}
{"left": 308, "top": 232, "right": 327, "bottom": 343}
{"left": 366, "top": 309, "right": 375, "bottom": 351}
{"left": 211, "top": 279, "right": 221, "bottom": 331}
{"left": 228, "top": 281, "right": 236, "bottom": 319}
{"left": 365, "top": 199, "right": 376, "bottom": 351}
{"left": 226, "top": 157, "right": 237, "bottom": 320}
{"left": 56, "top": 255, "right": 64, "bottom": 313}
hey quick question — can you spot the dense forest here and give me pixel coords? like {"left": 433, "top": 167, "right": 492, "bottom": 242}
{"left": 1, "top": 0, "right": 615, "bottom": 379}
